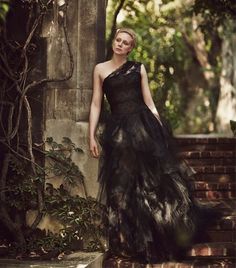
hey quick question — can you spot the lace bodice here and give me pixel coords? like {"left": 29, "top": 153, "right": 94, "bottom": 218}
{"left": 102, "top": 61, "right": 148, "bottom": 115}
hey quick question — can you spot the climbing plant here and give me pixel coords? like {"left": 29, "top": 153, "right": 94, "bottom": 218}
{"left": 0, "top": 0, "right": 105, "bottom": 258}
{"left": 5, "top": 137, "right": 105, "bottom": 257}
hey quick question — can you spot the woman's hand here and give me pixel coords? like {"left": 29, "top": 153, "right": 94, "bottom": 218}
{"left": 140, "top": 64, "right": 163, "bottom": 127}
{"left": 89, "top": 137, "right": 99, "bottom": 158}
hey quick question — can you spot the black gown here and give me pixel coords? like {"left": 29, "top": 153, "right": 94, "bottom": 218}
{"left": 97, "top": 60, "right": 220, "bottom": 264}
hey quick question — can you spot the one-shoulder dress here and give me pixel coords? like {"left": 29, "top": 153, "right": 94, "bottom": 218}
{"left": 97, "top": 60, "right": 219, "bottom": 264}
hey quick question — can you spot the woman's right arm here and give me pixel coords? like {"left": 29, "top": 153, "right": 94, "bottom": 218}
{"left": 88, "top": 64, "right": 103, "bottom": 158}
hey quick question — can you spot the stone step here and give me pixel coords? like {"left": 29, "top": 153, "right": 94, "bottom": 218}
{"left": 187, "top": 242, "right": 236, "bottom": 258}
{"left": 179, "top": 150, "right": 236, "bottom": 158}
{"left": 205, "top": 215, "right": 236, "bottom": 231}
{"left": 193, "top": 190, "right": 236, "bottom": 199}
{"left": 214, "top": 216, "right": 236, "bottom": 230}
{"left": 193, "top": 165, "right": 236, "bottom": 174}
{"left": 176, "top": 137, "right": 236, "bottom": 152}
{"left": 179, "top": 150, "right": 236, "bottom": 159}
{"left": 193, "top": 173, "right": 236, "bottom": 183}
{"left": 0, "top": 252, "right": 103, "bottom": 268}
{"left": 185, "top": 158, "right": 236, "bottom": 166}
{"left": 175, "top": 137, "right": 236, "bottom": 145}
{"left": 195, "top": 199, "right": 236, "bottom": 216}
{"left": 103, "top": 257, "right": 235, "bottom": 267}
{"left": 205, "top": 230, "right": 236, "bottom": 242}
{"left": 0, "top": 259, "right": 79, "bottom": 268}
{"left": 179, "top": 143, "right": 236, "bottom": 152}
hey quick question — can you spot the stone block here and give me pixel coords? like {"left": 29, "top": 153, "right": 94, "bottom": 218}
{"left": 45, "top": 119, "right": 100, "bottom": 198}
{"left": 45, "top": 88, "right": 92, "bottom": 121}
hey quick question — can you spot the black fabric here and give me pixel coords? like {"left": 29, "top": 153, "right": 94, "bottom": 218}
{"left": 97, "top": 61, "right": 220, "bottom": 263}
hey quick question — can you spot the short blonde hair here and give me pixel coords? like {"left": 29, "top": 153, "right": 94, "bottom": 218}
{"left": 114, "top": 27, "right": 137, "bottom": 48}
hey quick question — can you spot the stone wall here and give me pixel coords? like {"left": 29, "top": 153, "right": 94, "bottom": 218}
{"left": 42, "top": 0, "right": 106, "bottom": 198}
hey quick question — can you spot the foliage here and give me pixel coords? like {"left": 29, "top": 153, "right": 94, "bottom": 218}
{"left": 0, "top": 0, "right": 102, "bottom": 257}
{"left": 45, "top": 137, "right": 84, "bottom": 185}
{"left": 106, "top": 0, "right": 234, "bottom": 133}
{"left": 45, "top": 185, "right": 105, "bottom": 251}
{"left": 2, "top": 137, "right": 105, "bottom": 256}
{"left": 0, "top": 0, "right": 10, "bottom": 24}
{"left": 192, "top": 0, "right": 236, "bottom": 30}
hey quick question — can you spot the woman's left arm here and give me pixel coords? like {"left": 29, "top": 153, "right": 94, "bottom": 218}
{"left": 140, "top": 63, "right": 162, "bottom": 125}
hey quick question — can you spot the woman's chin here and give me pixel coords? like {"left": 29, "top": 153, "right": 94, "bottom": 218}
{"left": 113, "top": 51, "right": 127, "bottom": 56}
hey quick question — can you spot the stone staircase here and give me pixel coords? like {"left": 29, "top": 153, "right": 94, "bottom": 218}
{"left": 103, "top": 136, "right": 236, "bottom": 268}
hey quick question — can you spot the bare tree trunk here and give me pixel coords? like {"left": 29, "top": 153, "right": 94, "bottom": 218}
{"left": 216, "top": 34, "right": 236, "bottom": 134}
{"left": 182, "top": 16, "right": 221, "bottom": 132}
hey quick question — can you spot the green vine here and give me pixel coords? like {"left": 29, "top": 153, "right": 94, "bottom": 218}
{"left": 0, "top": 137, "right": 106, "bottom": 258}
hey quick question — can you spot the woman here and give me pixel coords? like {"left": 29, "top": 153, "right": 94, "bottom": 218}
{"left": 88, "top": 28, "right": 219, "bottom": 264}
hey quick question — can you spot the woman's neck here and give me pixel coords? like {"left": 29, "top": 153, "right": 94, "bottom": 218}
{"left": 111, "top": 54, "right": 127, "bottom": 66}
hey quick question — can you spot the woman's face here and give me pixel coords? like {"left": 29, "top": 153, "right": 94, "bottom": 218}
{"left": 112, "top": 32, "right": 133, "bottom": 55}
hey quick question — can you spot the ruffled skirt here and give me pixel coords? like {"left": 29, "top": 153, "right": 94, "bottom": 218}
{"left": 97, "top": 106, "right": 220, "bottom": 263}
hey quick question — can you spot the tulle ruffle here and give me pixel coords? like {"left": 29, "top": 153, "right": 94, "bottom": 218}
{"left": 96, "top": 107, "right": 218, "bottom": 263}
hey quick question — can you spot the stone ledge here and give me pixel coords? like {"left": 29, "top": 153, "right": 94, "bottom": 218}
{"left": 206, "top": 230, "right": 236, "bottom": 243}
{"left": 195, "top": 199, "right": 236, "bottom": 216}
{"left": 103, "top": 256, "right": 235, "bottom": 268}
{"left": 175, "top": 136, "right": 236, "bottom": 144}
{"left": 207, "top": 215, "right": 236, "bottom": 231}
{"left": 186, "top": 158, "right": 236, "bottom": 166}
{"left": 179, "top": 150, "right": 236, "bottom": 158}
{"left": 0, "top": 251, "right": 103, "bottom": 268}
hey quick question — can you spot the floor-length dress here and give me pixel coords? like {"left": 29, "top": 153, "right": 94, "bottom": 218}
{"left": 97, "top": 60, "right": 220, "bottom": 264}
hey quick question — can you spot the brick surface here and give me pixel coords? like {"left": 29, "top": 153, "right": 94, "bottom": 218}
{"left": 194, "top": 199, "right": 236, "bottom": 216}
{"left": 203, "top": 216, "right": 236, "bottom": 231}
{"left": 193, "top": 191, "right": 236, "bottom": 199}
{"left": 187, "top": 242, "right": 236, "bottom": 257}
{"left": 193, "top": 174, "right": 236, "bottom": 183}
{"left": 178, "top": 144, "right": 236, "bottom": 152}
{"left": 191, "top": 182, "right": 236, "bottom": 191}
{"left": 206, "top": 230, "right": 236, "bottom": 242}
{"left": 103, "top": 137, "right": 236, "bottom": 267}
{"left": 175, "top": 137, "right": 236, "bottom": 145}
{"left": 193, "top": 166, "right": 236, "bottom": 174}
{"left": 214, "top": 216, "right": 236, "bottom": 230}
{"left": 185, "top": 158, "right": 236, "bottom": 166}
{"left": 179, "top": 151, "right": 236, "bottom": 158}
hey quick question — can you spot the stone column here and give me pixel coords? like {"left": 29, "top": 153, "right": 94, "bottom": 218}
{"left": 42, "top": 0, "right": 106, "bottom": 197}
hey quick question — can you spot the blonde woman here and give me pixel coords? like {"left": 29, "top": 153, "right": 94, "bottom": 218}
{"left": 88, "top": 28, "right": 220, "bottom": 264}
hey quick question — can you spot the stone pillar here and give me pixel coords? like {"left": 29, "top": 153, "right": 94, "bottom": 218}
{"left": 42, "top": 0, "right": 106, "bottom": 198}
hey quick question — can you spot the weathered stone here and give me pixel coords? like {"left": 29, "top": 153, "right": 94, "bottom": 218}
{"left": 43, "top": 0, "right": 106, "bottom": 200}
{"left": 0, "top": 251, "right": 102, "bottom": 267}
{"left": 45, "top": 120, "right": 100, "bottom": 198}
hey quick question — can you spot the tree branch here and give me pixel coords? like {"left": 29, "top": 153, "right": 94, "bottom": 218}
{"left": 106, "top": 0, "right": 126, "bottom": 60}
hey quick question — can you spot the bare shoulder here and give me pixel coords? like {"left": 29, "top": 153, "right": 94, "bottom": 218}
{"left": 94, "top": 61, "right": 110, "bottom": 78}
{"left": 94, "top": 61, "right": 110, "bottom": 71}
